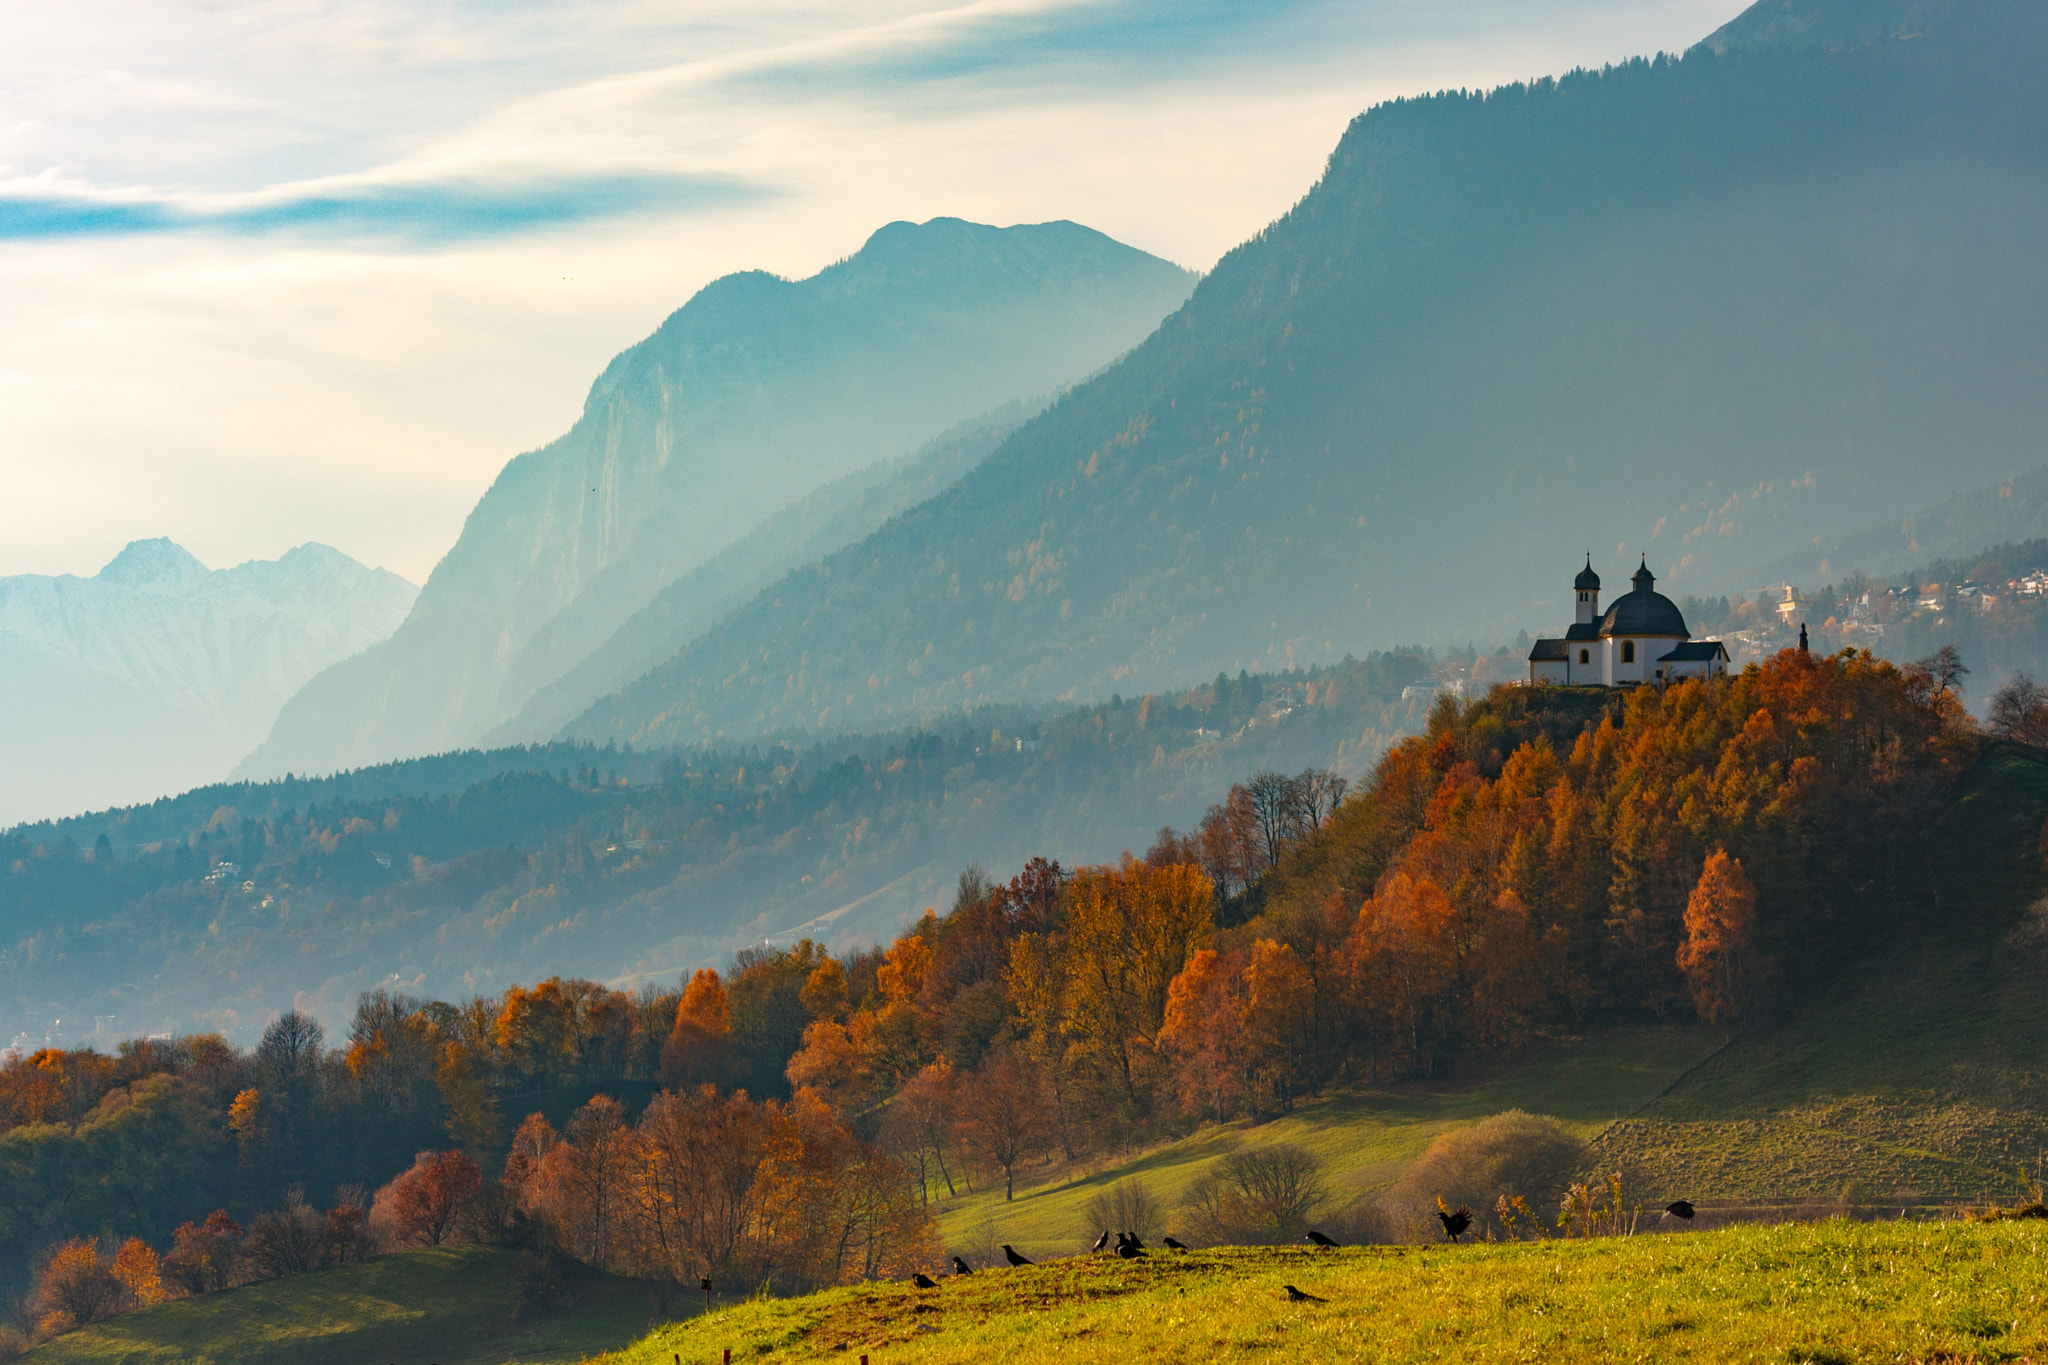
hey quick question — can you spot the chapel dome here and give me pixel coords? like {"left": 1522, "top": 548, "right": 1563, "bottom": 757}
{"left": 1574, "top": 557, "right": 1601, "bottom": 591}
{"left": 1598, "top": 559, "right": 1689, "bottom": 637}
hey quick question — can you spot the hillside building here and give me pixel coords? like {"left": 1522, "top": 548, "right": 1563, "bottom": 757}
{"left": 1527, "top": 557, "right": 1729, "bottom": 687}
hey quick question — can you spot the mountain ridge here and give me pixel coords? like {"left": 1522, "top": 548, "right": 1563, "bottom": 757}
{"left": 555, "top": 1, "right": 2048, "bottom": 751}
{"left": 0, "top": 540, "right": 416, "bottom": 824}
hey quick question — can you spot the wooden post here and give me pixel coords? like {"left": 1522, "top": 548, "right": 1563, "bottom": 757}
{"left": 702, "top": 1277, "right": 714, "bottom": 1315}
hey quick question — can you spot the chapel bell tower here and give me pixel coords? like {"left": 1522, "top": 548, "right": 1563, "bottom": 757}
{"left": 1574, "top": 555, "right": 1601, "bottom": 625}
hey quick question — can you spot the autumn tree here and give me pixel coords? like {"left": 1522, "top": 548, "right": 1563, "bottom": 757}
{"left": 161, "top": 1212, "right": 241, "bottom": 1295}
{"left": 1159, "top": 948, "right": 1247, "bottom": 1121}
{"left": 35, "top": 1239, "right": 122, "bottom": 1334}
{"left": 1676, "top": 849, "right": 1765, "bottom": 1024}
{"left": 385, "top": 1149, "right": 485, "bottom": 1247}
{"left": 880, "top": 1059, "right": 960, "bottom": 1200}
{"left": 110, "top": 1237, "right": 165, "bottom": 1309}
{"left": 661, "top": 968, "right": 732, "bottom": 1087}
{"left": 755, "top": 1088, "right": 934, "bottom": 1289}
{"left": 630, "top": 1084, "right": 767, "bottom": 1284}
{"left": 1042, "top": 859, "right": 1214, "bottom": 1114}
{"left": 952, "top": 1052, "right": 1056, "bottom": 1200}
{"left": 533, "top": 1095, "right": 637, "bottom": 1268}
{"left": 436, "top": 1041, "right": 504, "bottom": 1162}
{"left": 501, "top": 1111, "right": 560, "bottom": 1213}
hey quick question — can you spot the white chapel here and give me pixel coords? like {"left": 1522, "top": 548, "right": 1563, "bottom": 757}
{"left": 1527, "top": 556, "right": 1729, "bottom": 687}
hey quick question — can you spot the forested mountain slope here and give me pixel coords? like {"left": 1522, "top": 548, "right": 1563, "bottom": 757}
{"left": 6, "top": 656, "right": 1433, "bottom": 1043}
{"left": 0, "top": 541, "right": 415, "bottom": 825}
{"left": 237, "top": 220, "right": 1195, "bottom": 781}
{"left": 562, "top": 0, "right": 2048, "bottom": 751}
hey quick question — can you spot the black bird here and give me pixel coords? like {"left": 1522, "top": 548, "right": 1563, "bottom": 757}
{"left": 1664, "top": 1200, "right": 1697, "bottom": 1221}
{"left": 1284, "top": 1285, "right": 1328, "bottom": 1303}
{"left": 1002, "top": 1244, "right": 1033, "bottom": 1267}
{"left": 1304, "top": 1230, "right": 1338, "bottom": 1248}
{"left": 1090, "top": 1230, "right": 1110, "bottom": 1253}
{"left": 1437, "top": 1205, "right": 1474, "bottom": 1243}
{"left": 1163, "top": 1237, "right": 1188, "bottom": 1251}
{"left": 1124, "top": 1232, "right": 1146, "bottom": 1250}
{"left": 952, "top": 1256, "right": 974, "bottom": 1275}
{"left": 911, "top": 1273, "right": 938, "bottom": 1289}
{"left": 1115, "top": 1240, "right": 1146, "bottom": 1259}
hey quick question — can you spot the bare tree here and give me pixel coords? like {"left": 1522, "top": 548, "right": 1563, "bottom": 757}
{"left": 1989, "top": 673, "right": 2048, "bottom": 747}
{"left": 1913, "top": 644, "right": 1969, "bottom": 698}
{"left": 256, "top": 1010, "right": 325, "bottom": 1090}
{"left": 1290, "top": 770, "right": 1350, "bottom": 830}
{"left": 1245, "top": 772, "right": 1301, "bottom": 870}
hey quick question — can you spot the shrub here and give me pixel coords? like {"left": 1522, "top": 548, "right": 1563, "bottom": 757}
{"left": 1385, "top": 1111, "right": 1586, "bottom": 1241}
{"left": 1178, "top": 1144, "right": 1329, "bottom": 1245}
{"left": 1080, "top": 1178, "right": 1162, "bottom": 1243}
{"left": 240, "top": 1188, "right": 326, "bottom": 1279}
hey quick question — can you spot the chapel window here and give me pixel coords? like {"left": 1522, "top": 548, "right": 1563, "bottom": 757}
{"left": 1622, "top": 641, "right": 1636, "bottom": 664}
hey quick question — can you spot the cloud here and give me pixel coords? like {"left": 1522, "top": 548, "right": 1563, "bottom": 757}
{"left": 0, "top": 170, "right": 772, "bottom": 243}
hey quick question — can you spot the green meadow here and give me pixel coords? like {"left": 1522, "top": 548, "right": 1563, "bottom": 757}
{"left": 605, "top": 1220, "right": 2048, "bottom": 1364}
{"left": 20, "top": 1246, "right": 654, "bottom": 1365}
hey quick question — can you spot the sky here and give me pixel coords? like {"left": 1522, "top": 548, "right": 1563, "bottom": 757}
{"left": 1, "top": 0, "right": 1737, "bottom": 585}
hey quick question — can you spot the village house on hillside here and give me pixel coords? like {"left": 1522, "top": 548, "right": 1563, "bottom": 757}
{"left": 1527, "top": 557, "right": 1729, "bottom": 687}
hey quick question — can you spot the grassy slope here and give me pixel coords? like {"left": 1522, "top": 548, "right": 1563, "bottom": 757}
{"left": 602, "top": 1221, "right": 2048, "bottom": 1364}
{"left": 935, "top": 1026, "right": 1723, "bottom": 1259}
{"left": 22, "top": 1247, "right": 655, "bottom": 1365}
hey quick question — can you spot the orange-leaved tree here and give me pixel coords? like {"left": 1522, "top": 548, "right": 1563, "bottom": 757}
{"left": 1676, "top": 849, "right": 1765, "bottom": 1024}
{"left": 386, "top": 1148, "right": 484, "bottom": 1247}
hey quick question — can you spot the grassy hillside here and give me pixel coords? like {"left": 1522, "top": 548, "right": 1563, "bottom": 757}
{"left": 933, "top": 1026, "right": 1721, "bottom": 1260}
{"left": 600, "top": 1222, "right": 2048, "bottom": 1364}
{"left": 21, "top": 1247, "right": 654, "bottom": 1365}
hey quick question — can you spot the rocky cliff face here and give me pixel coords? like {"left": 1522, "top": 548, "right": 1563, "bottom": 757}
{"left": 238, "top": 217, "right": 1196, "bottom": 779}
{"left": 0, "top": 540, "right": 416, "bottom": 823}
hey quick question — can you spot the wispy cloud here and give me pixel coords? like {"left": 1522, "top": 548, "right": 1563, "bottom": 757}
{"left": 0, "top": 0, "right": 1738, "bottom": 585}
{"left": 0, "top": 171, "right": 771, "bottom": 243}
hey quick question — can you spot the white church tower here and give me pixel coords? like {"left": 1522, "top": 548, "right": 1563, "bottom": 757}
{"left": 1575, "top": 555, "right": 1600, "bottom": 625}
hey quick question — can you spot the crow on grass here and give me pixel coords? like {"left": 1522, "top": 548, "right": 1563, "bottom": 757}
{"left": 1664, "top": 1200, "right": 1696, "bottom": 1221}
{"left": 1002, "top": 1244, "right": 1033, "bottom": 1267}
{"left": 1115, "top": 1240, "right": 1146, "bottom": 1259}
{"left": 911, "top": 1273, "right": 938, "bottom": 1289}
{"left": 1304, "top": 1230, "right": 1338, "bottom": 1248}
{"left": 1163, "top": 1237, "right": 1188, "bottom": 1251}
{"left": 1090, "top": 1230, "right": 1110, "bottom": 1253}
{"left": 1437, "top": 1204, "right": 1473, "bottom": 1243}
{"left": 1284, "top": 1285, "right": 1328, "bottom": 1303}
{"left": 952, "top": 1256, "right": 974, "bottom": 1275}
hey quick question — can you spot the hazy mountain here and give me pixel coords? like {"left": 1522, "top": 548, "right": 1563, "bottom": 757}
{"left": 1700, "top": 0, "right": 1963, "bottom": 52}
{"left": 481, "top": 397, "right": 1046, "bottom": 747}
{"left": 558, "top": 0, "right": 2048, "bottom": 752}
{"left": 1759, "top": 464, "right": 2048, "bottom": 589}
{"left": 0, "top": 541, "right": 416, "bottom": 824}
{"left": 237, "top": 219, "right": 1196, "bottom": 781}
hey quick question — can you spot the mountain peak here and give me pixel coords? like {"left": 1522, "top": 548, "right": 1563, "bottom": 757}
{"left": 1699, "top": 0, "right": 1963, "bottom": 55}
{"left": 98, "top": 538, "right": 209, "bottom": 588}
